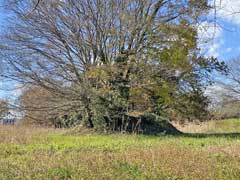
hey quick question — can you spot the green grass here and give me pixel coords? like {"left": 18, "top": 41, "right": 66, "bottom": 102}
{"left": 214, "top": 118, "right": 240, "bottom": 132}
{"left": 1, "top": 119, "right": 240, "bottom": 179}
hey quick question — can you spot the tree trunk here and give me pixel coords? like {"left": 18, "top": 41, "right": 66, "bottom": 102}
{"left": 86, "top": 103, "right": 94, "bottom": 128}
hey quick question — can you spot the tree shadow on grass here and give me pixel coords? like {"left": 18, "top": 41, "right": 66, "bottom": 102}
{"left": 181, "top": 132, "right": 240, "bottom": 138}
{"left": 125, "top": 119, "right": 240, "bottom": 138}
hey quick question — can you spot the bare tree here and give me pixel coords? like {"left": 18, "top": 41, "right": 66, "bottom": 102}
{"left": 0, "top": 0, "right": 223, "bottom": 131}
{"left": 208, "top": 58, "right": 240, "bottom": 119}
{"left": 216, "top": 58, "right": 240, "bottom": 100}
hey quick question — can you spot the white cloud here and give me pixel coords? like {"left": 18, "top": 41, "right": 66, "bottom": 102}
{"left": 205, "top": 83, "right": 224, "bottom": 95}
{"left": 207, "top": 42, "right": 221, "bottom": 57}
{"left": 205, "top": 83, "right": 228, "bottom": 107}
{"left": 197, "top": 21, "right": 223, "bottom": 58}
{"left": 213, "top": 0, "right": 240, "bottom": 25}
{"left": 226, "top": 47, "right": 232, "bottom": 53}
{"left": 12, "top": 83, "right": 23, "bottom": 97}
{"left": 197, "top": 0, "right": 240, "bottom": 58}
{"left": 197, "top": 21, "right": 222, "bottom": 43}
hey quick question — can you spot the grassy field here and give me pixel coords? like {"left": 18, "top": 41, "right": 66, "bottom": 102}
{"left": 1, "top": 119, "right": 240, "bottom": 180}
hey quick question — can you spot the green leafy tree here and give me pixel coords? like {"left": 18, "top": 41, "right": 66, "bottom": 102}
{"left": 0, "top": 0, "right": 226, "bottom": 132}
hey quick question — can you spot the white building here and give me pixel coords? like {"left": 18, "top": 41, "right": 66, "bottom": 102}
{"left": 0, "top": 112, "right": 16, "bottom": 125}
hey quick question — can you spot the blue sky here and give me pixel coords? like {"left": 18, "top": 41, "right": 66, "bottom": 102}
{"left": 199, "top": 0, "right": 240, "bottom": 61}
{"left": 201, "top": 20, "right": 240, "bottom": 61}
{"left": 0, "top": 0, "right": 12, "bottom": 99}
{"left": 0, "top": 0, "right": 240, "bottom": 100}
{"left": 0, "top": 0, "right": 21, "bottom": 101}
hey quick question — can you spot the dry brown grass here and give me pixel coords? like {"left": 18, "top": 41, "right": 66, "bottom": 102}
{"left": 0, "top": 125, "right": 64, "bottom": 144}
{"left": 1, "top": 142, "right": 240, "bottom": 179}
{"left": 173, "top": 121, "right": 217, "bottom": 133}
{"left": 173, "top": 118, "right": 240, "bottom": 134}
{"left": 1, "top": 121, "right": 240, "bottom": 179}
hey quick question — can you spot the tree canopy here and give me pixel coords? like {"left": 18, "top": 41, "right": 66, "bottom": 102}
{"left": 0, "top": 0, "right": 226, "bottom": 133}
